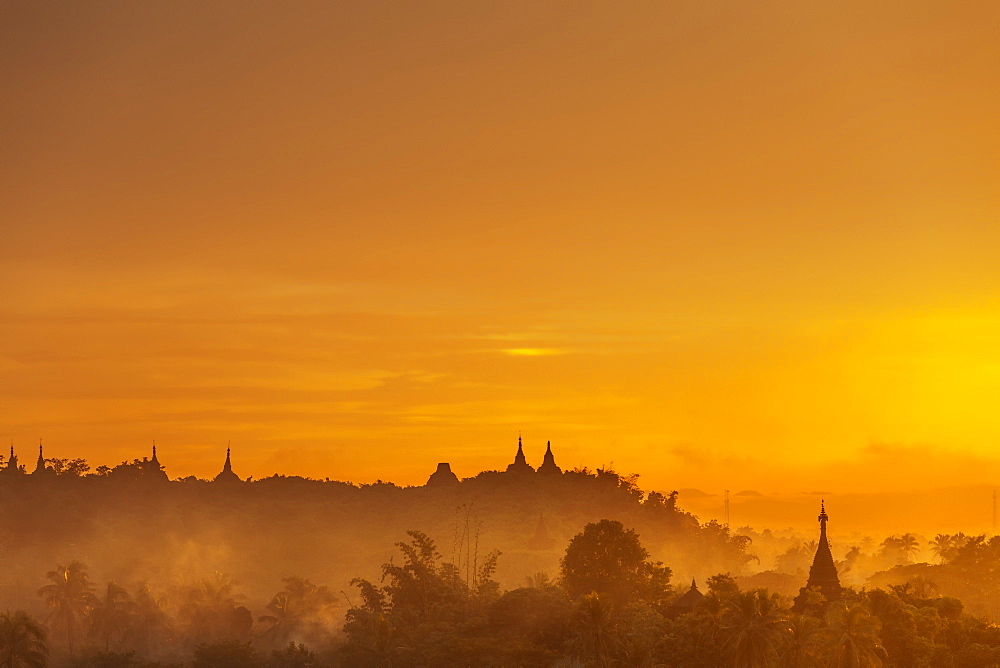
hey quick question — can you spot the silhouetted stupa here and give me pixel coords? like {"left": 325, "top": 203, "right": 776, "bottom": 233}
{"left": 526, "top": 513, "right": 555, "bottom": 550}
{"left": 668, "top": 579, "right": 705, "bottom": 617}
{"left": 213, "top": 445, "right": 242, "bottom": 483}
{"left": 426, "top": 462, "right": 460, "bottom": 486}
{"left": 505, "top": 436, "right": 535, "bottom": 474}
{"left": 537, "top": 440, "right": 562, "bottom": 475}
{"left": 792, "top": 500, "right": 842, "bottom": 612}
{"left": 2, "top": 444, "right": 21, "bottom": 476}
{"left": 32, "top": 440, "right": 54, "bottom": 476}
{"left": 146, "top": 442, "right": 169, "bottom": 481}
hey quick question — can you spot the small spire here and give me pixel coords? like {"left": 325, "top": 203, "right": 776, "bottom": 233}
{"left": 545, "top": 440, "right": 552, "bottom": 454}
{"left": 691, "top": 578, "right": 698, "bottom": 590}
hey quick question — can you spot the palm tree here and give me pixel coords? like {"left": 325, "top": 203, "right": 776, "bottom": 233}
{"left": 176, "top": 572, "right": 246, "bottom": 643}
{"left": 779, "top": 613, "right": 820, "bottom": 667}
{"left": 258, "top": 593, "right": 295, "bottom": 646}
{"left": 257, "top": 577, "right": 338, "bottom": 648}
{"left": 127, "top": 585, "right": 172, "bottom": 656}
{"left": 37, "top": 561, "right": 96, "bottom": 656}
{"left": 720, "top": 589, "right": 791, "bottom": 668}
{"left": 930, "top": 534, "right": 954, "bottom": 563}
{"left": 819, "top": 603, "right": 887, "bottom": 668}
{"left": 0, "top": 611, "right": 48, "bottom": 668}
{"left": 569, "top": 591, "right": 617, "bottom": 667}
{"left": 88, "top": 582, "right": 133, "bottom": 652}
{"left": 896, "top": 534, "right": 920, "bottom": 562}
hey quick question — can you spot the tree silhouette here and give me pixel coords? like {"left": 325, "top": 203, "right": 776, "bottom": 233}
{"left": 0, "top": 611, "right": 48, "bottom": 668}
{"left": 719, "top": 589, "right": 790, "bottom": 667}
{"left": 176, "top": 573, "right": 251, "bottom": 645}
{"left": 88, "top": 581, "right": 132, "bottom": 652}
{"left": 560, "top": 520, "right": 672, "bottom": 606}
{"left": 37, "top": 561, "right": 97, "bottom": 656}
{"left": 568, "top": 591, "right": 616, "bottom": 667}
{"left": 819, "top": 603, "right": 887, "bottom": 668}
{"left": 778, "top": 612, "right": 821, "bottom": 667}
{"left": 257, "top": 577, "right": 338, "bottom": 649}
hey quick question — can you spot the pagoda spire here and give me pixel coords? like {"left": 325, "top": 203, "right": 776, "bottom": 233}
{"left": 214, "top": 441, "right": 242, "bottom": 483}
{"left": 506, "top": 434, "right": 535, "bottom": 474}
{"left": 3, "top": 442, "right": 20, "bottom": 475}
{"left": 144, "top": 440, "right": 168, "bottom": 480}
{"left": 33, "top": 438, "right": 48, "bottom": 475}
{"left": 538, "top": 440, "right": 563, "bottom": 475}
{"left": 793, "top": 499, "right": 842, "bottom": 612}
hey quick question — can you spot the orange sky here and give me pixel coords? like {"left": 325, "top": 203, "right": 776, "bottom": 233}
{"left": 2, "top": 2, "right": 999, "bottom": 499}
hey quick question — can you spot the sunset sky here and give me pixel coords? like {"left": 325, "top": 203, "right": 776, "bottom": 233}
{"left": 3, "top": 2, "right": 999, "bottom": 497}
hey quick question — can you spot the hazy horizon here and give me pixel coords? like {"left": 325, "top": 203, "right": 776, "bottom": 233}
{"left": 4, "top": 2, "right": 999, "bottom": 526}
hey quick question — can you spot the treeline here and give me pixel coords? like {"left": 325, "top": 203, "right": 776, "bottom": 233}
{"left": 7, "top": 520, "right": 1000, "bottom": 666}
{"left": 0, "top": 460, "right": 757, "bottom": 611}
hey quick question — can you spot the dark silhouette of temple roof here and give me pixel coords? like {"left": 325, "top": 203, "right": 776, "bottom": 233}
{"left": 537, "top": 441, "right": 562, "bottom": 475}
{"left": 32, "top": 440, "right": 54, "bottom": 476}
{"left": 426, "top": 462, "right": 460, "bottom": 486}
{"left": 146, "top": 442, "right": 169, "bottom": 481}
{"left": 793, "top": 500, "right": 842, "bottom": 612}
{"left": 526, "top": 513, "right": 556, "bottom": 550}
{"left": 505, "top": 436, "right": 535, "bottom": 474}
{"left": 668, "top": 579, "right": 704, "bottom": 617}
{"left": 2, "top": 444, "right": 21, "bottom": 476}
{"left": 214, "top": 445, "right": 242, "bottom": 483}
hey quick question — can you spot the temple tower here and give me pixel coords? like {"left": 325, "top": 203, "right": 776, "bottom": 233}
{"left": 668, "top": 579, "right": 705, "bottom": 617}
{"left": 537, "top": 440, "right": 562, "bottom": 475}
{"left": 505, "top": 435, "right": 535, "bottom": 474}
{"left": 214, "top": 444, "right": 242, "bottom": 483}
{"left": 426, "top": 462, "right": 460, "bottom": 486}
{"left": 32, "top": 439, "right": 54, "bottom": 476}
{"left": 146, "top": 442, "right": 169, "bottom": 481}
{"left": 2, "top": 444, "right": 21, "bottom": 475}
{"left": 526, "top": 513, "right": 556, "bottom": 550}
{"left": 792, "top": 500, "right": 842, "bottom": 612}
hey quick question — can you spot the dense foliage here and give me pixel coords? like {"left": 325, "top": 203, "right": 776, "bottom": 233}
{"left": 6, "top": 461, "right": 1000, "bottom": 665}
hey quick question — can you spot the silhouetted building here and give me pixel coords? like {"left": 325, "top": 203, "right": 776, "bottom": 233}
{"left": 426, "top": 462, "right": 460, "bottom": 486}
{"left": 537, "top": 440, "right": 562, "bottom": 475}
{"left": 792, "top": 500, "right": 842, "bottom": 612}
{"left": 1, "top": 445, "right": 22, "bottom": 476}
{"left": 668, "top": 579, "right": 705, "bottom": 617}
{"left": 32, "top": 441, "right": 54, "bottom": 477}
{"left": 526, "top": 513, "right": 556, "bottom": 550}
{"left": 145, "top": 443, "right": 169, "bottom": 481}
{"left": 505, "top": 436, "right": 535, "bottom": 474}
{"left": 214, "top": 446, "right": 242, "bottom": 483}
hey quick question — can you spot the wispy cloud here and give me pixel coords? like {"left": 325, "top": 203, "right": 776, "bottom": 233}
{"left": 500, "top": 348, "right": 567, "bottom": 356}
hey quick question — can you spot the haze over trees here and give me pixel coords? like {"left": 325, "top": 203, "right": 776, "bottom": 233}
{"left": 4, "top": 453, "right": 1000, "bottom": 665}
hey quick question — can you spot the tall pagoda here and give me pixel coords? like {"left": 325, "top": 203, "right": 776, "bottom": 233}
{"left": 792, "top": 500, "right": 842, "bottom": 612}
{"left": 505, "top": 436, "right": 535, "bottom": 474}
{"left": 146, "top": 442, "right": 169, "bottom": 481}
{"left": 1, "top": 444, "right": 21, "bottom": 476}
{"left": 537, "top": 441, "right": 562, "bottom": 475}
{"left": 32, "top": 440, "right": 55, "bottom": 476}
{"left": 213, "top": 445, "right": 242, "bottom": 483}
